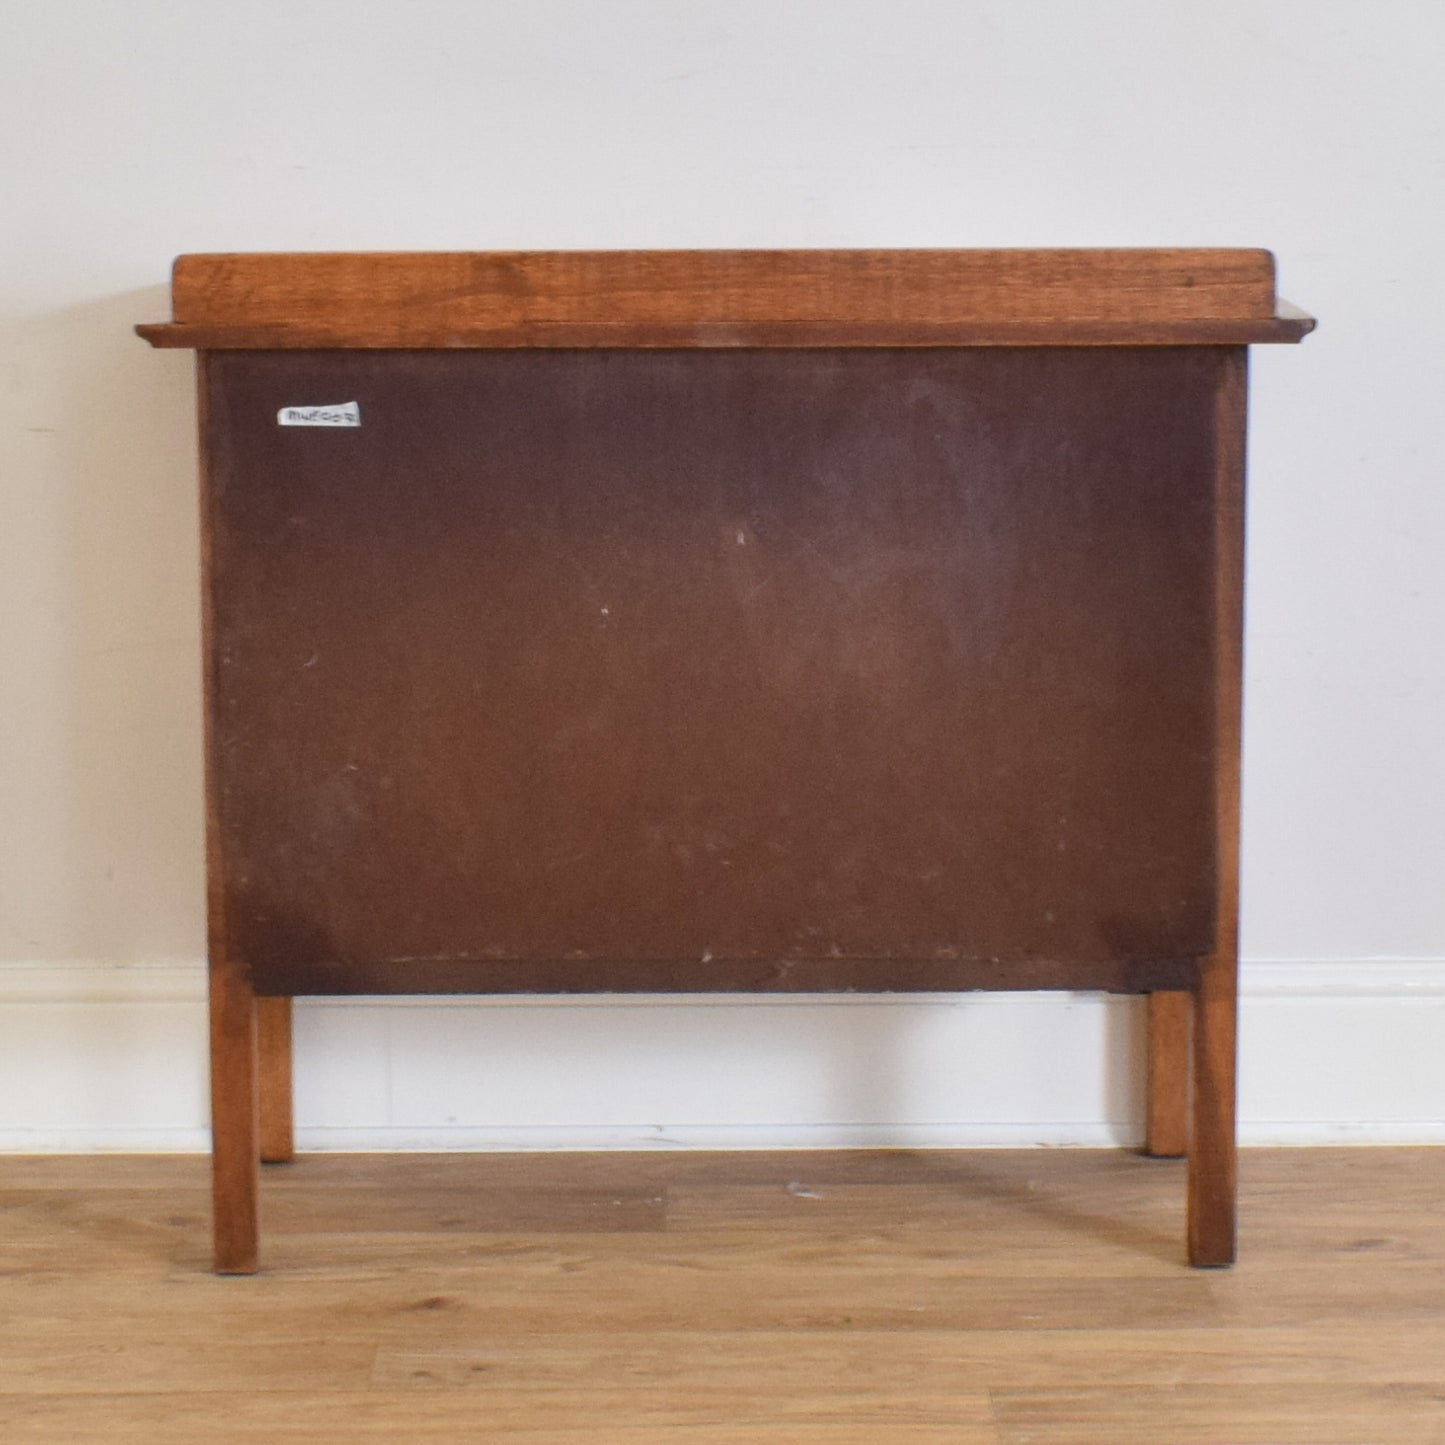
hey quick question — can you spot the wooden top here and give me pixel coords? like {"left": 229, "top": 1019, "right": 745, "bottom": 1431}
{"left": 135, "top": 249, "right": 1314, "bottom": 349}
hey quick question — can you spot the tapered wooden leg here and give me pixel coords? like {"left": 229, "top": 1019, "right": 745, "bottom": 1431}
{"left": 1144, "top": 990, "right": 1190, "bottom": 1158}
{"left": 257, "top": 996, "right": 295, "bottom": 1164}
{"left": 209, "top": 957, "right": 260, "bottom": 1274}
{"left": 1187, "top": 961, "right": 1238, "bottom": 1267}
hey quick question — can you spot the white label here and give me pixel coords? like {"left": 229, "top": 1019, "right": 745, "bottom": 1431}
{"left": 278, "top": 401, "right": 361, "bottom": 427}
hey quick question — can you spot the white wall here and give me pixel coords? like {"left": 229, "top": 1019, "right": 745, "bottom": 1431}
{"left": 2, "top": 1, "right": 1443, "bottom": 1149}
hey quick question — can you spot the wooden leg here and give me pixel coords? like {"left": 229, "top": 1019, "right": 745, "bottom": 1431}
{"left": 209, "top": 957, "right": 260, "bottom": 1274}
{"left": 1144, "top": 990, "right": 1190, "bottom": 1158}
{"left": 1186, "top": 346, "right": 1244, "bottom": 1268}
{"left": 257, "top": 996, "right": 295, "bottom": 1164}
{"left": 1187, "top": 960, "right": 1238, "bottom": 1267}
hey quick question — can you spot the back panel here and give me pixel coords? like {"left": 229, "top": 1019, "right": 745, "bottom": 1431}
{"left": 202, "top": 347, "right": 1223, "bottom": 993}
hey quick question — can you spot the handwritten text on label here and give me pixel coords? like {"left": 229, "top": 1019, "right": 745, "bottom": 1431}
{"left": 278, "top": 402, "right": 361, "bottom": 427}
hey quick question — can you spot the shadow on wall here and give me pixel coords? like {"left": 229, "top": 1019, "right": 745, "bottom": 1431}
{"left": 0, "top": 287, "right": 205, "bottom": 964}
{"left": 824, "top": 991, "right": 1150, "bottom": 1146}
{"left": 1107, "top": 992, "right": 1149, "bottom": 1141}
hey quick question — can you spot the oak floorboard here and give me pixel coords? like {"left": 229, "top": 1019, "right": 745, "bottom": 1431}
{"left": 0, "top": 1395, "right": 995, "bottom": 1445}
{"left": 991, "top": 1385, "right": 1445, "bottom": 1444}
{"left": 370, "top": 1322, "right": 1445, "bottom": 1391}
{"left": 2, "top": 1149, "right": 1444, "bottom": 1442}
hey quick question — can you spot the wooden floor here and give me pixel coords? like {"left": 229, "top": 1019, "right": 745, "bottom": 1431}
{"left": 2, "top": 1149, "right": 1444, "bottom": 1443}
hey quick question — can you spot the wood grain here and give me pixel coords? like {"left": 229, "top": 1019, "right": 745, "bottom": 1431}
{"left": 171, "top": 248, "right": 1282, "bottom": 323}
{"left": 133, "top": 248, "right": 1315, "bottom": 348}
{"left": 0, "top": 1400, "right": 992, "bottom": 1445}
{"left": 991, "top": 1386, "right": 1445, "bottom": 1444}
{"left": 257, "top": 997, "right": 294, "bottom": 1164}
{"left": 136, "top": 315, "right": 1314, "bottom": 349}
{"left": 1, "top": 1151, "right": 1442, "bottom": 1444}
{"left": 1187, "top": 347, "right": 1248, "bottom": 1268}
{"left": 1144, "top": 991, "right": 1190, "bottom": 1158}
{"left": 207, "top": 956, "right": 259, "bottom": 1273}
{"left": 198, "top": 352, "right": 262, "bottom": 1270}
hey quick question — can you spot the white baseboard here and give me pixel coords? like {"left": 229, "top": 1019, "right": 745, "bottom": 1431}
{"left": 2, "top": 959, "right": 1442, "bottom": 1152}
